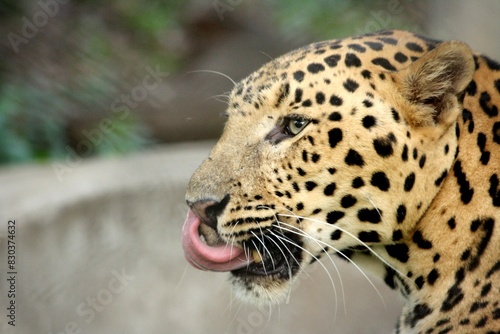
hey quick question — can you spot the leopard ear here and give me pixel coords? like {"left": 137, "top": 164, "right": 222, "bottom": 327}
{"left": 394, "top": 41, "right": 475, "bottom": 127}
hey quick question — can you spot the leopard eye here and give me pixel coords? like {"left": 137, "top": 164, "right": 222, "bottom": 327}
{"left": 285, "top": 118, "right": 310, "bottom": 135}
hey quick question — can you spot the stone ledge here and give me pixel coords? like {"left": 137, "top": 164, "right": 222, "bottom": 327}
{"left": 0, "top": 142, "right": 402, "bottom": 334}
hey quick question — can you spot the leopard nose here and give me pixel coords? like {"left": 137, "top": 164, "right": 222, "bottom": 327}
{"left": 187, "top": 195, "right": 230, "bottom": 230}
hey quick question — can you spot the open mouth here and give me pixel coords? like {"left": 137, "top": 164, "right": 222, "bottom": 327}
{"left": 232, "top": 232, "right": 303, "bottom": 278}
{"left": 182, "top": 210, "right": 303, "bottom": 279}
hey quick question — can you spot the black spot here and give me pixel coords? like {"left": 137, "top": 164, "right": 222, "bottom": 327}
{"left": 412, "top": 148, "right": 418, "bottom": 160}
{"left": 324, "top": 183, "right": 336, "bottom": 196}
{"left": 330, "top": 230, "right": 342, "bottom": 240}
{"left": 328, "top": 128, "right": 343, "bottom": 148}
{"left": 470, "top": 301, "right": 489, "bottom": 313}
{"left": 447, "top": 217, "right": 456, "bottom": 229}
{"left": 406, "top": 42, "right": 424, "bottom": 52}
{"left": 348, "top": 43, "right": 366, "bottom": 53}
{"left": 394, "top": 52, "right": 408, "bottom": 63}
{"left": 292, "top": 182, "right": 300, "bottom": 192}
{"left": 392, "top": 229, "right": 403, "bottom": 241}
{"left": 297, "top": 167, "right": 306, "bottom": 176}
{"left": 401, "top": 144, "right": 409, "bottom": 161}
{"left": 495, "top": 79, "right": 500, "bottom": 94}
{"left": 327, "top": 211, "right": 345, "bottom": 224}
{"left": 312, "top": 208, "right": 322, "bottom": 215}
{"left": 453, "top": 160, "right": 474, "bottom": 204}
{"left": 418, "top": 155, "right": 426, "bottom": 168}
{"left": 364, "top": 41, "right": 384, "bottom": 51}
{"left": 461, "top": 249, "right": 471, "bottom": 261}
{"left": 479, "top": 91, "right": 498, "bottom": 117}
{"left": 427, "top": 269, "right": 439, "bottom": 285}
{"left": 459, "top": 318, "right": 470, "bottom": 326}
{"left": 396, "top": 204, "right": 406, "bottom": 223}
{"left": 301, "top": 99, "right": 312, "bottom": 107}
{"left": 415, "top": 276, "right": 425, "bottom": 290}
{"left": 441, "top": 284, "right": 464, "bottom": 312}
{"left": 311, "top": 153, "right": 320, "bottom": 163}
{"left": 385, "top": 243, "right": 409, "bottom": 263}
{"left": 435, "top": 170, "right": 448, "bottom": 186}
{"left": 343, "top": 79, "right": 359, "bottom": 92}
{"left": 296, "top": 202, "right": 304, "bottom": 210}
{"left": 361, "top": 70, "right": 371, "bottom": 79}
{"left": 489, "top": 174, "right": 500, "bottom": 206}
{"left": 405, "top": 303, "right": 432, "bottom": 328}
{"left": 462, "top": 108, "right": 475, "bottom": 133}
{"left": 486, "top": 260, "right": 500, "bottom": 278}
{"left": 493, "top": 121, "right": 500, "bottom": 144}
{"left": 470, "top": 219, "right": 482, "bottom": 232}
{"left": 327, "top": 167, "right": 336, "bottom": 174}
{"left": 433, "top": 253, "right": 441, "bottom": 262}
{"left": 305, "top": 181, "right": 317, "bottom": 191}
{"left": 372, "top": 58, "right": 397, "bottom": 71}
{"left": 384, "top": 267, "right": 397, "bottom": 289}
{"left": 324, "top": 54, "right": 341, "bottom": 67}
{"left": 466, "top": 80, "right": 477, "bottom": 96}
{"left": 307, "top": 63, "right": 325, "bottom": 74}
{"left": 391, "top": 108, "right": 401, "bottom": 122}
{"left": 345, "top": 149, "right": 364, "bottom": 166}
{"left": 373, "top": 137, "right": 394, "bottom": 157}
{"left": 358, "top": 231, "right": 380, "bottom": 242}
{"left": 362, "top": 99, "right": 373, "bottom": 108}
{"left": 413, "top": 230, "right": 433, "bottom": 249}
{"left": 477, "top": 132, "right": 490, "bottom": 165}
{"left": 329, "top": 94, "right": 343, "bottom": 106}
{"left": 404, "top": 173, "right": 416, "bottom": 192}
{"left": 378, "top": 37, "right": 397, "bottom": 45}
{"left": 294, "top": 88, "right": 303, "bottom": 103}
{"left": 315, "top": 92, "right": 325, "bottom": 104}
{"left": 357, "top": 208, "right": 382, "bottom": 224}
{"left": 362, "top": 115, "right": 377, "bottom": 129}
{"left": 341, "top": 195, "right": 357, "bottom": 208}
{"left": 493, "top": 308, "right": 500, "bottom": 320}
{"left": 484, "top": 55, "right": 500, "bottom": 70}
{"left": 371, "top": 171, "right": 390, "bottom": 191}
{"left": 328, "top": 111, "right": 342, "bottom": 121}
{"left": 480, "top": 282, "right": 491, "bottom": 297}
{"left": 293, "top": 70, "right": 305, "bottom": 82}
{"left": 474, "top": 316, "right": 488, "bottom": 328}
{"left": 345, "top": 53, "right": 361, "bottom": 67}
{"left": 302, "top": 150, "right": 308, "bottom": 162}
{"left": 468, "top": 218, "right": 494, "bottom": 271}
{"left": 352, "top": 177, "right": 364, "bottom": 188}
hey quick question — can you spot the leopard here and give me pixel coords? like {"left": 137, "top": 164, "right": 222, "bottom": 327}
{"left": 182, "top": 30, "right": 500, "bottom": 333}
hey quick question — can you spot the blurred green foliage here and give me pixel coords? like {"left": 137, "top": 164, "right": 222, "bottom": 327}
{"left": 0, "top": 0, "right": 422, "bottom": 165}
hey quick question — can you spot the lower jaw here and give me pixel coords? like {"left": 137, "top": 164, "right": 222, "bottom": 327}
{"left": 230, "top": 273, "right": 293, "bottom": 304}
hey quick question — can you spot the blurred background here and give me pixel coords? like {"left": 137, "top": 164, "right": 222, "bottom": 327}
{"left": 0, "top": 0, "right": 498, "bottom": 333}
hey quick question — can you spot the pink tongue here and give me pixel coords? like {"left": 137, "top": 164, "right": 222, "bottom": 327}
{"left": 182, "top": 210, "right": 251, "bottom": 272}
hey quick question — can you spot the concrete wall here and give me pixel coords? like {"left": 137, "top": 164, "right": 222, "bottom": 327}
{"left": 0, "top": 142, "right": 402, "bottom": 334}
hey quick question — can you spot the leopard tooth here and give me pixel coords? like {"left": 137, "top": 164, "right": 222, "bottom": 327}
{"left": 252, "top": 250, "right": 263, "bottom": 263}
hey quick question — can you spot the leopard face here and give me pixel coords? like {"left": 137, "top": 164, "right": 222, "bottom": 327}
{"left": 182, "top": 30, "right": 500, "bottom": 333}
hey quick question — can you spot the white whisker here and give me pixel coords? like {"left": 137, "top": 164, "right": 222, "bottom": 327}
{"left": 187, "top": 69, "right": 237, "bottom": 86}
{"left": 274, "top": 220, "right": 347, "bottom": 317}
{"left": 271, "top": 230, "right": 339, "bottom": 319}
{"left": 276, "top": 212, "right": 414, "bottom": 289}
